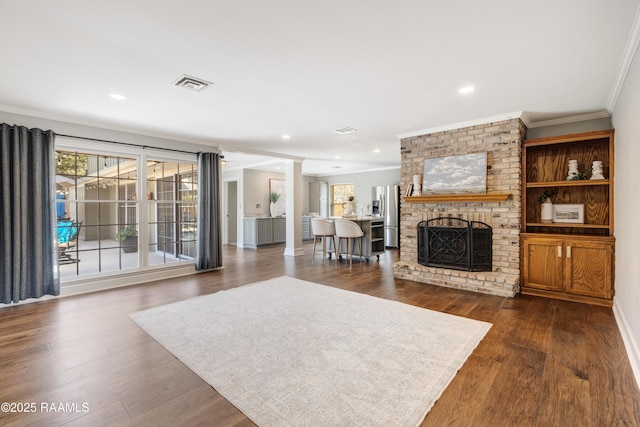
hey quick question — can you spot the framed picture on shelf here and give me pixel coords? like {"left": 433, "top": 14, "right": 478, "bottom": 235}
{"left": 553, "top": 204, "right": 584, "bottom": 224}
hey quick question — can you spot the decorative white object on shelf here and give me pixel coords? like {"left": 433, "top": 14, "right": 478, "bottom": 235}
{"left": 344, "top": 200, "right": 355, "bottom": 216}
{"left": 412, "top": 175, "right": 422, "bottom": 196}
{"left": 567, "top": 159, "right": 579, "bottom": 180}
{"left": 591, "top": 160, "right": 605, "bottom": 180}
{"left": 541, "top": 198, "right": 553, "bottom": 223}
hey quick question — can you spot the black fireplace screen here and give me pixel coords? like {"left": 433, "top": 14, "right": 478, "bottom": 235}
{"left": 418, "top": 217, "right": 492, "bottom": 272}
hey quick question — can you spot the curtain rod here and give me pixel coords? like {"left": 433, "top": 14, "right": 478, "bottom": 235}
{"left": 56, "top": 133, "right": 200, "bottom": 155}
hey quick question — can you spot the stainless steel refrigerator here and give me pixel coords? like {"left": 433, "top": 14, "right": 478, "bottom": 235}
{"left": 371, "top": 185, "right": 400, "bottom": 248}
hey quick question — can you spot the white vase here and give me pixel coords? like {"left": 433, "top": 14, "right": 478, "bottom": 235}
{"left": 567, "top": 159, "right": 579, "bottom": 180}
{"left": 344, "top": 201, "right": 355, "bottom": 215}
{"left": 541, "top": 198, "right": 553, "bottom": 223}
{"left": 591, "top": 160, "right": 604, "bottom": 180}
{"left": 412, "top": 175, "right": 422, "bottom": 196}
{"left": 270, "top": 202, "right": 277, "bottom": 217}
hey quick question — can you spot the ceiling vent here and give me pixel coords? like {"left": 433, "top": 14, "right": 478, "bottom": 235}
{"left": 173, "top": 74, "right": 212, "bottom": 92}
{"left": 332, "top": 126, "right": 358, "bottom": 135}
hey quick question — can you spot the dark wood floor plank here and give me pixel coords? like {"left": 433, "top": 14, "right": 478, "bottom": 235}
{"left": 0, "top": 242, "right": 638, "bottom": 426}
{"left": 422, "top": 354, "right": 503, "bottom": 426}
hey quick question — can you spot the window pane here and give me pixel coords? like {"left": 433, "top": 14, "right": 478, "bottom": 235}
{"left": 147, "top": 160, "right": 198, "bottom": 264}
{"left": 56, "top": 150, "right": 139, "bottom": 278}
{"left": 330, "top": 184, "right": 354, "bottom": 216}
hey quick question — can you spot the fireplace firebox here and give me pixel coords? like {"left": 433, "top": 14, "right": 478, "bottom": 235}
{"left": 418, "top": 217, "right": 492, "bottom": 272}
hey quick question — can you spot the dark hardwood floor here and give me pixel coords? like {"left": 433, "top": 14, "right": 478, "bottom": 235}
{"left": 1, "top": 243, "right": 639, "bottom": 426}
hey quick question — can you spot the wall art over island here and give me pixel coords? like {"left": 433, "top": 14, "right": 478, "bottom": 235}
{"left": 422, "top": 152, "right": 487, "bottom": 194}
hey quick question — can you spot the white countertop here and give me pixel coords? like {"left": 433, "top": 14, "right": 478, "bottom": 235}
{"left": 329, "top": 216, "right": 383, "bottom": 221}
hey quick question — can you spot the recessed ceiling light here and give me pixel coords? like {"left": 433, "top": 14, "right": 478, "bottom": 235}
{"left": 109, "top": 93, "right": 126, "bottom": 100}
{"left": 275, "top": 166, "right": 281, "bottom": 170}
{"left": 373, "top": 149, "right": 381, "bottom": 153}
{"left": 459, "top": 85, "right": 475, "bottom": 94}
{"left": 335, "top": 155, "right": 341, "bottom": 159}
{"left": 281, "top": 134, "right": 291, "bottom": 140}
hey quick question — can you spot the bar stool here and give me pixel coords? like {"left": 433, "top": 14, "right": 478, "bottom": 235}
{"left": 311, "top": 218, "right": 336, "bottom": 262}
{"left": 334, "top": 219, "right": 364, "bottom": 265}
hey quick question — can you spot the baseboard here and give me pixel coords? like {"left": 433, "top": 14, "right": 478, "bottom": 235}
{"left": 613, "top": 298, "right": 640, "bottom": 390}
{"left": 283, "top": 246, "right": 306, "bottom": 257}
{"left": 60, "top": 265, "right": 197, "bottom": 297}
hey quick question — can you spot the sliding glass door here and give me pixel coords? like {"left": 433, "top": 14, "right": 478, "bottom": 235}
{"left": 147, "top": 161, "right": 198, "bottom": 264}
{"left": 55, "top": 143, "right": 198, "bottom": 281}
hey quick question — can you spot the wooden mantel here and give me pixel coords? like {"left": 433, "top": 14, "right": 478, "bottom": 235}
{"left": 403, "top": 193, "right": 511, "bottom": 203}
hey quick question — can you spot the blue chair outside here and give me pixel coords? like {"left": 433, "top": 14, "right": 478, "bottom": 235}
{"left": 58, "top": 220, "right": 82, "bottom": 264}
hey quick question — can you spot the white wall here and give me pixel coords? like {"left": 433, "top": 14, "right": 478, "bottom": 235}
{"left": 318, "top": 168, "right": 401, "bottom": 215}
{"left": 243, "top": 169, "right": 286, "bottom": 216}
{"left": 611, "top": 46, "right": 640, "bottom": 386}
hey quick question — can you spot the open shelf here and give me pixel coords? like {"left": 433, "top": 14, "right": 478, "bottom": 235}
{"left": 526, "top": 180, "right": 610, "bottom": 188}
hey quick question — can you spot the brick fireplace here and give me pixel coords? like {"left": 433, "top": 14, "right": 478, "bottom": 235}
{"left": 393, "top": 118, "right": 526, "bottom": 297}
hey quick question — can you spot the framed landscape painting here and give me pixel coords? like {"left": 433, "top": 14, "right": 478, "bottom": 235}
{"left": 422, "top": 152, "right": 487, "bottom": 194}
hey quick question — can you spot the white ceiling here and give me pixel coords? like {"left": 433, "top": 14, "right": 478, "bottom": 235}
{"left": 1, "top": 1, "right": 639, "bottom": 175}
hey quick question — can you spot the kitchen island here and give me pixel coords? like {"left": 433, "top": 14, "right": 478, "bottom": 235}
{"left": 331, "top": 216, "right": 385, "bottom": 260}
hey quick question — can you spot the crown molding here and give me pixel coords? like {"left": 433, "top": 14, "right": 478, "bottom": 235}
{"left": 607, "top": 2, "right": 640, "bottom": 113}
{"left": 396, "top": 111, "right": 524, "bottom": 139}
{"left": 526, "top": 110, "right": 611, "bottom": 129}
{"left": 0, "top": 104, "right": 219, "bottom": 149}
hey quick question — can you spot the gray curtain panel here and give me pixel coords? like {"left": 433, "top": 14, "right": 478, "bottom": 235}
{"left": 195, "top": 152, "right": 222, "bottom": 271}
{"left": 1, "top": 123, "right": 59, "bottom": 303}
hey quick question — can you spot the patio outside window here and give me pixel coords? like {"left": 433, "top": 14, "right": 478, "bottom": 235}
{"left": 55, "top": 149, "right": 198, "bottom": 280}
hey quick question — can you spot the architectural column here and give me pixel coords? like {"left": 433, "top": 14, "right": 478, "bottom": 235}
{"left": 284, "top": 159, "right": 304, "bottom": 256}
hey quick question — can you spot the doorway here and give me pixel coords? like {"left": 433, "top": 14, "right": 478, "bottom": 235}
{"left": 225, "top": 180, "right": 238, "bottom": 245}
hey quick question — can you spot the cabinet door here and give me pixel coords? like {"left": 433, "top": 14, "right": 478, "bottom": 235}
{"left": 564, "top": 240, "right": 613, "bottom": 299}
{"left": 522, "top": 236, "right": 564, "bottom": 292}
{"left": 256, "top": 219, "right": 273, "bottom": 245}
{"left": 272, "top": 218, "right": 286, "bottom": 243}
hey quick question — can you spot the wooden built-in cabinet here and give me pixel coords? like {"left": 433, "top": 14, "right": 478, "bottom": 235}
{"left": 520, "top": 130, "right": 615, "bottom": 306}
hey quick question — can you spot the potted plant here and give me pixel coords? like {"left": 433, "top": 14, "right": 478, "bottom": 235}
{"left": 115, "top": 226, "right": 138, "bottom": 253}
{"left": 536, "top": 188, "right": 558, "bottom": 205}
{"left": 269, "top": 192, "right": 280, "bottom": 217}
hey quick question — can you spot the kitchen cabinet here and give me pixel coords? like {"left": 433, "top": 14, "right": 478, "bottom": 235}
{"left": 272, "top": 217, "right": 286, "bottom": 244}
{"left": 302, "top": 216, "right": 313, "bottom": 241}
{"left": 520, "top": 130, "right": 615, "bottom": 306}
{"left": 243, "top": 217, "right": 281, "bottom": 248}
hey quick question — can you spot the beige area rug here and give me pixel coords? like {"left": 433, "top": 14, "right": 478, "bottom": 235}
{"left": 130, "top": 276, "right": 491, "bottom": 426}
